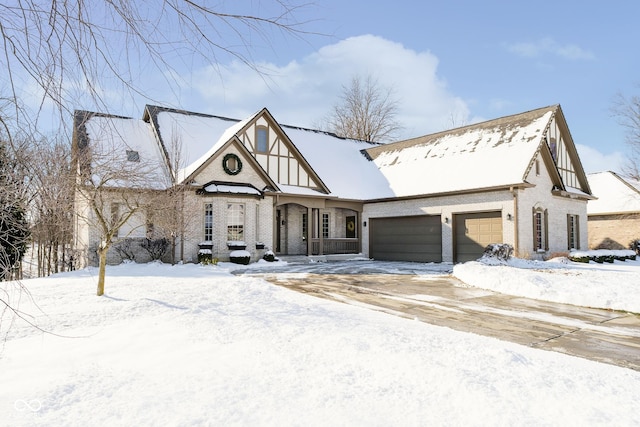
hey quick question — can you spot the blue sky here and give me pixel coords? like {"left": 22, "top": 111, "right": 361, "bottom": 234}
{"left": 73, "top": 0, "right": 640, "bottom": 174}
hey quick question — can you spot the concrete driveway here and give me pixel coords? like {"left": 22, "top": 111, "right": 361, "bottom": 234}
{"left": 236, "top": 260, "right": 640, "bottom": 371}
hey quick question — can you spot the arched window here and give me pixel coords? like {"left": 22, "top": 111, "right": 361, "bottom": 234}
{"left": 532, "top": 207, "right": 548, "bottom": 252}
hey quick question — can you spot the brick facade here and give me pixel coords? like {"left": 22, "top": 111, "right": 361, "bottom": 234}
{"left": 588, "top": 214, "right": 640, "bottom": 249}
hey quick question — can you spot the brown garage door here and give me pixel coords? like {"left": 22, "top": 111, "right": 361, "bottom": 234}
{"left": 454, "top": 211, "right": 503, "bottom": 263}
{"left": 370, "top": 215, "right": 442, "bottom": 262}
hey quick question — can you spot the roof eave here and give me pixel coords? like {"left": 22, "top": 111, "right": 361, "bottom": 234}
{"left": 364, "top": 183, "right": 533, "bottom": 204}
{"left": 551, "top": 189, "right": 596, "bottom": 201}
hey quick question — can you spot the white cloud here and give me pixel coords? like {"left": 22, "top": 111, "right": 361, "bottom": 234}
{"left": 576, "top": 143, "right": 625, "bottom": 174}
{"left": 182, "top": 35, "right": 470, "bottom": 139}
{"left": 506, "top": 37, "right": 595, "bottom": 61}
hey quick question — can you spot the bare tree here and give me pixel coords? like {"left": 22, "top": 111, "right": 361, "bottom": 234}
{"left": 613, "top": 92, "right": 640, "bottom": 180}
{"left": 326, "top": 74, "right": 402, "bottom": 143}
{"left": 0, "top": 1, "right": 313, "bottom": 302}
{"left": 0, "top": 138, "right": 29, "bottom": 281}
{"left": 25, "top": 139, "right": 75, "bottom": 277}
{"left": 0, "top": 1, "right": 313, "bottom": 140}
{"left": 148, "top": 131, "right": 193, "bottom": 265}
{"left": 73, "top": 114, "right": 166, "bottom": 296}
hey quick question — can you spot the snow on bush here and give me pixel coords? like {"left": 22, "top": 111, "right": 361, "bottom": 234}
{"left": 569, "top": 249, "right": 636, "bottom": 263}
{"left": 230, "top": 250, "right": 251, "bottom": 265}
{"left": 262, "top": 250, "right": 277, "bottom": 262}
{"left": 481, "top": 244, "right": 513, "bottom": 262}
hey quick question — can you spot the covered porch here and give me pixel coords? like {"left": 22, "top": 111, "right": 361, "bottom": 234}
{"left": 274, "top": 196, "right": 363, "bottom": 257}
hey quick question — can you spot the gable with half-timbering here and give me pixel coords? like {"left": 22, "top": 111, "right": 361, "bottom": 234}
{"left": 233, "top": 112, "right": 328, "bottom": 193}
{"left": 542, "top": 114, "right": 586, "bottom": 190}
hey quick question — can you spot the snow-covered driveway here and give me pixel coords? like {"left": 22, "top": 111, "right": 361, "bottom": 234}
{"left": 235, "top": 260, "right": 640, "bottom": 370}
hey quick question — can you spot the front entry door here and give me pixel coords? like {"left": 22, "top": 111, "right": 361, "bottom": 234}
{"left": 346, "top": 216, "right": 356, "bottom": 238}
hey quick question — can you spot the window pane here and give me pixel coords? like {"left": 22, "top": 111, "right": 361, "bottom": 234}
{"left": 227, "top": 203, "right": 245, "bottom": 241}
{"left": 322, "top": 213, "right": 329, "bottom": 239}
{"left": 204, "top": 203, "right": 213, "bottom": 241}
{"left": 568, "top": 214, "right": 578, "bottom": 250}
{"left": 302, "top": 213, "right": 307, "bottom": 241}
{"left": 257, "top": 127, "right": 268, "bottom": 152}
{"left": 535, "top": 212, "right": 543, "bottom": 250}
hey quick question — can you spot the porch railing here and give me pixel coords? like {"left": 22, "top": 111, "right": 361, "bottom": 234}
{"left": 310, "top": 238, "right": 359, "bottom": 255}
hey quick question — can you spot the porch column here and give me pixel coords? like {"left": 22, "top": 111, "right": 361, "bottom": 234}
{"left": 357, "top": 213, "right": 362, "bottom": 253}
{"left": 306, "top": 207, "right": 312, "bottom": 256}
{"left": 319, "top": 209, "right": 324, "bottom": 256}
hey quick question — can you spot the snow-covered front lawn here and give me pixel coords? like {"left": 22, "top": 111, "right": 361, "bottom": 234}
{"left": 1, "top": 259, "right": 639, "bottom": 426}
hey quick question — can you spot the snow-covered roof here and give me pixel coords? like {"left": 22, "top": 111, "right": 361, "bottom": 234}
{"left": 76, "top": 104, "right": 577, "bottom": 201}
{"left": 364, "top": 106, "right": 556, "bottom": 197}
{"left": 280, "top": 126, "right": 395, "bottom": 200}
{"left": 147, "top": 106, "right": 391, "bottom": 200}
{"left": 78, "top": 112, "right": 170, "bottom": 189}
{"left": 148, "top": 107, "right": 254, "bottom": 182}
{"left": 587, "top": 171, "right": 640, "bottom": 214}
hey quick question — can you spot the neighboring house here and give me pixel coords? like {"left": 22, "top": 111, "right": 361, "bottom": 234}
{"left": 587, "top": 171, "right": 640, "bottom": 249}
{"left": 72, "top": 104, "right": 593, "bottom": 266}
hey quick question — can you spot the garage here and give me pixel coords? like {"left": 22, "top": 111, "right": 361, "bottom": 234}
{"left": 369, "top": 215, "right": 442, "bottom": 262}
{"left": 454, "top": 211, "right": 503, "bottom": 263}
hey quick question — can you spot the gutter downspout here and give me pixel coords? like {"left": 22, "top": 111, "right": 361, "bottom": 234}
{"left": 510, "top": 186, "right": 519, "bottom": 255}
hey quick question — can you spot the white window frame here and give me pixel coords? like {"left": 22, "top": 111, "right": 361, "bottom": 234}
{"left": 322, "top": 213, "right": 329, "bottom": 239}
{"left": 227, "top": 203, "right": 245, "bottom": 241}
{"left": 567, "top": 214, "right": 579, "bottom": 250}
{"left": 204, "top": 203, "right": 213, "bottom": 242}
{"left": 533, "top": 208, "right": 548, "bottom": 252}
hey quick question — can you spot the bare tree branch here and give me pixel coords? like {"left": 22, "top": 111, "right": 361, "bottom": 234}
{"left": 612, "top": 90, "right": 640, "bottom": 180}
{"left": 0, "top": 1, "right": 317, "bottom": 139}
{"left": 326, "top": 74, "right": 403, "bottom": 143}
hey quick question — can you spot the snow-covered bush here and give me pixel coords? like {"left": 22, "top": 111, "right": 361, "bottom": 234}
{"left": 230, "top": 250, "right": 251, "bottom": 265}
{"left": 262, "top": 250, "right": 277, "bottom": 262}
{"left": 569, "top": 249, "right": 636, "bottom": 263}
{"left": 197, "top": 251, "right": 218, "bottom": 265}
{"left": 482, "top": 244, "right": 513, "bottom": 261}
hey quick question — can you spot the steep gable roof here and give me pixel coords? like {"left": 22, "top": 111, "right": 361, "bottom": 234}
{"left": 73, "top": 110, "right": 170, "bottom": 190}
{"left": 238, "top": 108, "right": 331, "bottom": 194}
{"left": 362, "top": 105, "right": 590, "bottom": 198}
{"left": 144, "top": 106, "right": 331, "bottom": 194}
{"left": 587, "top": 171, "right": 640, "bottom": 214}
{"left": 143, "top": 105, "right": 249, "bottom": 183}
